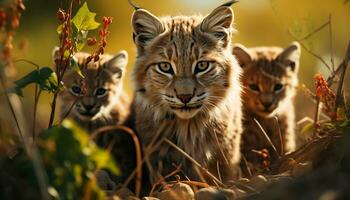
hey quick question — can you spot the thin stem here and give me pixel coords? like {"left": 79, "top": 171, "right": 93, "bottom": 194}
{"left": 127, "top": 0, "right": 141, "bottom": 10}
{"left": 48, "top": 0, "right": 74, "bottom": 128}
{"left": 13, "top": 59, "right": 41, "bottom": 69}
{"left": 121, "top": 134, "right": 166, "bottom": 192}
{"left": 0, "top": 65, "right": 50, "bottom": 200}
{"left": 91, "top": 125, "right": 143, "bottom": 197}
{"left": 32, "top": 88, "right": 41, "bottom": 140}
{"left": 164, "top": 138, "right": 224, "bottom": 187}
{"left": 289, "top": 18, "right": 334, "bottom": 72}
{"left": 289, "top": 31, "right": 332, "bottom": 72}
{"left": 334, "top": 42, "right": 350, "bottom": 114}
{"left": 299, "top": 21, "right": 330, "bottom": 41}
{"left": 240, "top": 155, "right": 252, "bottom": 178}
{"left": 149, "top": 165, "right": 182, "bottom": 196}
{"left": 313, "top": 98, "right": 320, "bottom": 138}
{"left": 59, "top": 98, "right": 78, "bottom": 123}
{"left": 328, "top": 14, "right": 335, "bottom": 72}
{"left": 48, "top": 92, "right": 58, "bottom": 128}
{"left": 0, "top": 77, "right": 22, "bottom": 138}
{"left": 253, "top": 118, "right": 281, "bottom": 159}
{"left": 274, "top": 116, "right": 284, "bottom": 156}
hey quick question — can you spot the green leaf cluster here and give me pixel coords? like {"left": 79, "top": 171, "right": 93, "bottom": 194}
{"left": 40, "top": 120, "right": 119, "bottom": 200}
{"left": 57, "top": 2, "right": 101, "bottom": 78}
{"left": 12, "top": 67, "right": 59, "bottom": 96}
{"left": 0, "top": 120, "right": 119, "bottom": 200}
{"left": 71, "top": 2, "right": 100, "bottom": 53}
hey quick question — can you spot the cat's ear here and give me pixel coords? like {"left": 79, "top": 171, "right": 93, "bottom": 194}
{"left": 131, "top": 9, "right": 164, "bottom": 49}
{"left": 277, "top": 41, "right": 301, "bottom": 72}
{"left": 105, "top": 50, "right": 128, "bottom": 79}
{"left": 200, "top": 1, "right": 236, "bottom": 47}
{"left": 232, "top": 43, "right": 251, "bottom": 67}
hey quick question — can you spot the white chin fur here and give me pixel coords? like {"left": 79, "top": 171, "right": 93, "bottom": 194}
{"left": 173, "top": 109, "right": 200, "bottom": 119}
{"left": 257, "top": 109, "right": 278, "bottom": 118}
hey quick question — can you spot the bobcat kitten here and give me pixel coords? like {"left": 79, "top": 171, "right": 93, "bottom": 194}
{"left": 55, "top": 49, "right": 136, "bottom": 190}
{"left": 233, "top": 42, "right": 300, "bottom": 173}
{"left": 131, "top": 2, "right": 242, "bottom": 184}
{"left": 56, "top": 49, "right": 130, "bottom": 132}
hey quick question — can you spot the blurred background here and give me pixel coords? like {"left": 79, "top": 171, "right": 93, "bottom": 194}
{"left": 8, "top": 0, "right": 350, "bottom": 131}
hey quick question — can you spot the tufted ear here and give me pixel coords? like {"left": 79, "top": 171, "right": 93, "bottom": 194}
{"left": 104, "top": 50, "right": 128, "bottom": 79}
{"left": 232, "top": 43, "right": 252, "bottom": 68}
{"left": 200, "top": 1, "right": 236, "bottom": 47}
{"left": 131, "top": 9, "right": 164, "bottom": 50}
{"left": 276, "top": 41, "right": 301, "bottom": 72}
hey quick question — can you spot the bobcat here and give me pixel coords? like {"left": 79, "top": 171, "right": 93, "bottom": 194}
{"left": 233, "top": 42, "right": 300, "bottom": 174}
{"left": 55, "top": 49, "right": 136, "bottom": 191}
{"left": 56, "top": 49, "right": 130, "bottom": 132}
{"left": 131, "top": 2, "right": 242, "bottom": 184}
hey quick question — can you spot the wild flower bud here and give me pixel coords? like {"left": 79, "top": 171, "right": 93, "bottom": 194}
{"left": 57, "top": 8, "right": 66, "bottom": 22}
{"left": 87, "top": 37, "right": 97, "bottom": 46}
{"left": 16, "top": 0, "right": 26, "bottom": 13}
{"left": 0, "top": 9, "right": 7, "bottom": 29}
{"left": 94, "top": 55, "right": 100, "bottom": 62}
{"left": 102, "top": 16, "right": 112, "bottom": 26}
{"left": 86, "top": 56, "right": 93, "bottom": 64}
{"left": 11, "top": 16, "right": 19, "bottom": 29}
{"left": 98, "top": 47, "right": 104, "bottom": 55}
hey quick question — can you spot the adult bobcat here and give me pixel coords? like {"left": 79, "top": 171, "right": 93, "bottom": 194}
{"left": 233, "top": 42, "right": 300, "bottom": 174}
{"left": 131, "top": 2, "right": 242, "bottom": 184}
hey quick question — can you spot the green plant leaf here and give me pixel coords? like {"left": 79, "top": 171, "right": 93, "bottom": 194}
{"left": 70, "top": 56, "right": 84, "bottom": 78}
{"left": 56, "top": 24, "right": 63, "bottom": 34}
{"left": 301, "top": 122, "right": 314, "bottom": 134}
{"left": 89, "top": 149, "right": 120, "bottom": 175}
{"left": 12, "top": 67, "right": 58, "bottom": 96}
{"left": 40, "top": 120, "right": 119, "bottom": 199}
{"left": 74, "top": 30, "right": 88, "bottom": 52}
{"left": 72, "top": 2, "right": 100, "bottom": 31}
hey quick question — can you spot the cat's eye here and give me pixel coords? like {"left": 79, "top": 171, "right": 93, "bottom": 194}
{"left": 195, "top": 61, "right": 211, "bottom": 74}
{"left": 274, "top": 83, "right": 284, "bottom": 92}
{"left": 248, "top": 84, "right": 260, "bottom": 92}
{"left": 157, "top": 62, "right": 174, "bottom": 74}
{"left": 95, "top": 88, "right": 107, "bottom": 97}
{"left": 70, "top": 86, "right": 82, "bottom": 95}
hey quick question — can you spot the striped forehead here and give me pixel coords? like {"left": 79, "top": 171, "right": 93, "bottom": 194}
{"left": 161, "top": 17, "right": 202, "bottom": 74}
{"left": 246, "top": 59, "right": 285, "bottom": 83}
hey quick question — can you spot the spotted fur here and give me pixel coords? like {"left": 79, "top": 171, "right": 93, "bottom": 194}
{"left": 233, "top": 42, "right": 300, "bottom": 174}
{"left": 131, "top": 3, "right": 242, "bottom": 184}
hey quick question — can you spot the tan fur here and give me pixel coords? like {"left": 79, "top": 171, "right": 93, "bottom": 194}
{"left": 131, "top": 3, "right": 242, "bottom": 184}
{"left": 233, "top": 42, "right": 300, "bottom": 174}
{"left": 55, "top": 50, "right": 130, "bottom": 133}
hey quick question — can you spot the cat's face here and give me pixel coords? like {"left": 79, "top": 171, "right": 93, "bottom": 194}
{"left": 132, "top": 4, "right": 239, "bottom": 119}
{"left": 233, "top": 43, "right": 300, "bottom": 118}
{"left": 57, "top": 50, "right": 128, "bottom": 121}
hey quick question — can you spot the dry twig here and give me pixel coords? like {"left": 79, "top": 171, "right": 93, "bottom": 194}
{"left": 253, "top": 119, "right": 280, "bottom": 158}
{"left": 164, "top": 138, "right": 224, "bottom": 187}
{"left": 91, "top": 125, "right": 143, "bottom": 197}
{"left": 334, "top": 42, "right": 350, "bottom": 113}
{"left": 149, "top": 165, "right": 182, "bottom": 196}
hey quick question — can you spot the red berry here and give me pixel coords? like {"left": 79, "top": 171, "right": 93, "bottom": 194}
{"left": 87, "top": 37, "right": 97, "bottom": 46}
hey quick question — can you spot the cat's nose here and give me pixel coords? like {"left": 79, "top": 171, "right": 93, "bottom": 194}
{"left": 83, "top": 104, "right": 95, "bottom": 111}
{"left": 261, "top": 101, "right": 273, "bottom": 109}
{"left": 177, "top": 94, "right": 193, "bottom": 104}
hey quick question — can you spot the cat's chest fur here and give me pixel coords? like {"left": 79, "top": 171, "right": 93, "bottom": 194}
{"left": 136, "top": 96, "right": 241, "bottom": 181}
